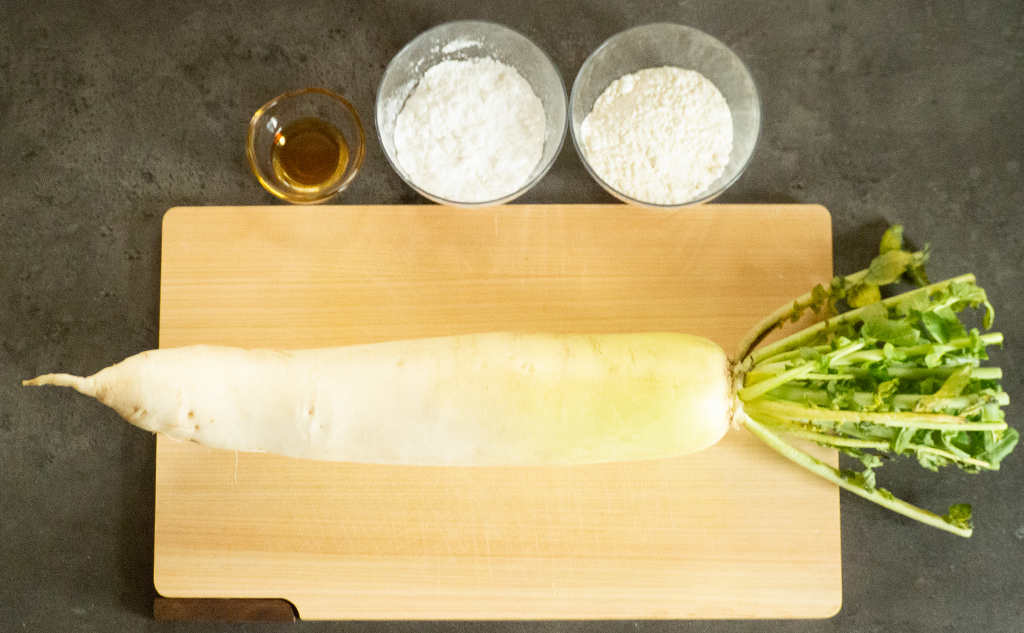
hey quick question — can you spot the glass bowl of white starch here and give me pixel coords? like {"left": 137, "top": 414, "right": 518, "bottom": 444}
{"left": 376, "top": 20, "right": 568, "bottom": 208}
{"left": 570, "top": 23, "right": 761, "bottom": 208}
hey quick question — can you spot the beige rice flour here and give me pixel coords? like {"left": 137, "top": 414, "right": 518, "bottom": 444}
{"left": 580, "top": 67, "right": 733, "bottom": 205}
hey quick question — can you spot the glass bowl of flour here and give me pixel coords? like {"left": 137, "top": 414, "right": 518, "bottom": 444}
{"left": 570, "top": 23, "right": 760, "bottom": 208}
{"left": 376, "top": 21, "right": 568, "bottom": 207}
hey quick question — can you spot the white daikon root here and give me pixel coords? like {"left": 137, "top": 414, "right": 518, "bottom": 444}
{"left": 24, "top": 332, "right": 733, "bottom": 466}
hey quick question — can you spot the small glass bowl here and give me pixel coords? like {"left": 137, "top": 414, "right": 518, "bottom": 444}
{"left": 570, "top": 23, "right": 761, "bottom": 208}
{"left": 376, "top": 20, "right": 568, "bottom": 208}
{"left": 247, "top": 88, "right": 366, "bottom": 204}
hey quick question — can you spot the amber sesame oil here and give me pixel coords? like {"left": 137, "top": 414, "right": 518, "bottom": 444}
{"left": 271, "top": 117, "right": 349, "bottom": 193}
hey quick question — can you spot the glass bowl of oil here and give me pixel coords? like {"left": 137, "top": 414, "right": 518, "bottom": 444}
{"left": 247, "top": 88, "right": 366, "bottom": 204}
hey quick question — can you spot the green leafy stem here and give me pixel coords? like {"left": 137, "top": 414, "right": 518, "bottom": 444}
{"left": 734, "top": 226, "right": 1016, "bottom": 537}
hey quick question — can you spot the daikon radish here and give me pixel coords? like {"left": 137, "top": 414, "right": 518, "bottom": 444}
{"left": 24, "top": 332, "right": 733, "bottom": 466}
{"left": 24, "top": 227, "right": 1016, "bottom": 535}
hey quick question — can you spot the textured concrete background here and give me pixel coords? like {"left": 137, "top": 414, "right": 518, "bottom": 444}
{"left": 2, "top": 0, "right": 1022, "bottom": 631}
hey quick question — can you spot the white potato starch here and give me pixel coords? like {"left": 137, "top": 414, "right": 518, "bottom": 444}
{"left": 393, "top": 57, "right": 546, "bottom": 203}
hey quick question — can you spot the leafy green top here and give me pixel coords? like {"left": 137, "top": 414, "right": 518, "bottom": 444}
{"left": 735, "top": 226, "right": 1015, "bottom": 537}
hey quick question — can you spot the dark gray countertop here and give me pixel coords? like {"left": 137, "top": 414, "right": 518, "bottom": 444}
{"left": 2, "top": 1, "right": 1022, "bottom": 631}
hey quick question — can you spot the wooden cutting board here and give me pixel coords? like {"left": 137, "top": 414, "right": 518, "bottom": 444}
{"left": 154, "top": 204, "right": 841, "bottom": 620}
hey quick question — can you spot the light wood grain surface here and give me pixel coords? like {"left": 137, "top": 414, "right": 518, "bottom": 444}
{"left": 154, "top": 204, "right": 841, "bottom": 620}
